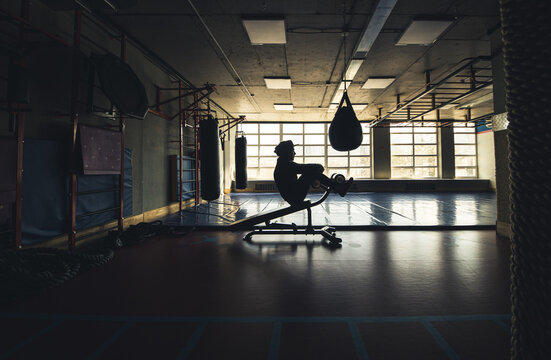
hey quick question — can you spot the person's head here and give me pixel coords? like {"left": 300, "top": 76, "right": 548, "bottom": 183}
{"left": 274, "top": 140, "right": 296, "bottom": 160}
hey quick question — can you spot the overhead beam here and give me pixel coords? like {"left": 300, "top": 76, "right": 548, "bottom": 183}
{"left": 329, "top": 0, "right": 397, "bottom": 107}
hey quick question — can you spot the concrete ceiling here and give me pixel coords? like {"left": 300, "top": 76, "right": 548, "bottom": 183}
{"left": 103, "top": 0, "right": 500, "bottom": 122}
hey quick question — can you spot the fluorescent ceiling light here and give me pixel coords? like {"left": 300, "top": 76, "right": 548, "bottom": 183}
{"left": 362, "top": 77, "right": 395, "bottom": 89}
{"left": 396, "top": 19, "right": 453, "bottom": 45}
{"left": 264, "top": 77, "right": 292, "bottom": 89}
{"left": 274, "top": 103, "right": 293, "bottom": 111}
{"left": 338, "top": 81, "right": 353, "bottom": 90}
{"left": 331, "top": 90, "right": 344, "bottom": 104}
{"left": 242, "top": 19, "right": 286, "bottom": 45}
{"left": 345, "top": 59, "right": 364, "bottom": 81}
{"left": 352, "top": 103, "right": 368, "bottom": 111}
{"left": 356, "top": 0, "right": 397, "bottom": 53}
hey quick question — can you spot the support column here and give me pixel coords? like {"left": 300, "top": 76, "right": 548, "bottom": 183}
{"left": 118, "top": 33, "right": 126, "bottom": 232}
{"left": 372, "top": 126, "right": 390, "bottom": 179}
{"left": 178, "top": 81, "right": 184, "bottom": 212}
{"left": 438, "top": 126, "right": 455, "bottom": 179}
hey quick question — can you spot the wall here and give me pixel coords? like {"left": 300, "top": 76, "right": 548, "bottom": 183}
{"left": 0, "top": 1, "right": 198, "bottom": 244}
{"left": 477, "top": 131, "right": 496, "bottom": 190}
{"left": 372, "top": 127, "right": 390, "bottom": 179}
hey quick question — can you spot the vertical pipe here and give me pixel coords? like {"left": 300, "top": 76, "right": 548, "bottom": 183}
{"left": 14, "top": 0, "right": 30, "bottom": 249}
{"left": 14, "top": 113, "right": 24, "bottom": 248}
{"left": 194, "top": 92, "right": 200, "bottom": 205}
{"left": 118, "top": 33, "right": 126, "bottom": 232}
{"left": 178, "top": 80, "right": 184, "bottom": 212}
{"left": 68, "top": 7, "right": 82, "bottom": 251}
{"left": 156, "top": 85, "right": 161, "bottom": 112}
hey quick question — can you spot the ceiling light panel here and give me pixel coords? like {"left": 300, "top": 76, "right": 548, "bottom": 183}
{"left": 352, "top": 104, "right": 368, "bottom": 111}
{"left": 345, "top": 59, "right": 364, "bottom": 81}
{"left": 274, "top": 103, "right": 293, "bottom": 111}
{"left": 242, "top": 19, "right": 286, "bottom": 45}
{"left": 396, "top": 20, "right": 453, "bottom": 46}
{"left": 362, "top": 77, "right": 395, "bottom": 89}
{"left": 264, "top": 77, "right": 292, "bottom": 89}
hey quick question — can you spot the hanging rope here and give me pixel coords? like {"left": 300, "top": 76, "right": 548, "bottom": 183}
{"left": 501, "top": 0, "right": 551, "bottom": 358}
{"left": 342, "top": 0, "right": 348, "bottom": 92}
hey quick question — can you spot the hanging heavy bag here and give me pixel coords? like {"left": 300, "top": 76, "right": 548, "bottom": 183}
{"left": 328, "top": 91, "right": 363, "bottom": 151}
{"left": 235, "top": 133, "right": 248, "bottom": 189}
{"left": 199, "top": 115, "right": 220, "bottom": 201}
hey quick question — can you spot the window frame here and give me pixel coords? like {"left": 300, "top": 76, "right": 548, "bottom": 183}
{"left": 243, "top": 122, "right": 372, "bottom": 180}
{"left": 390, "top": 123, "right": 439, "bottom": 179}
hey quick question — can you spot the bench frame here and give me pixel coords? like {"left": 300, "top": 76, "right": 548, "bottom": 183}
{"left": 230, "top": 188, "right": 342, "bottom": 245}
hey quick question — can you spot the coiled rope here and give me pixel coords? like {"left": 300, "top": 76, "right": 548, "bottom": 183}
{"left": 0, "top": 247, "right": 114, "bottom": 304}
{"left": 501, "top": 0, "right": 551, "bottom": 358}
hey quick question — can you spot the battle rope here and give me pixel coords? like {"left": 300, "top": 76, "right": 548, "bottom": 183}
{"left": 501, "top": 0, "right": 551, "bottom": 358}
{"left": 0, "top": 247, "right": 114, "bottom": 304}
{"left": 106, "top": 220, "right": 172, "bottom": 248}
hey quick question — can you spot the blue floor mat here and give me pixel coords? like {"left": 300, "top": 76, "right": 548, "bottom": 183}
{"left": 161, "top": 192, "right": 496, "bottom": 228}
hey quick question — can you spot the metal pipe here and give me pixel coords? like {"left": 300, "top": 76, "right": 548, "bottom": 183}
{"left": 76, "top": 206, "right": 120, "bottom": 219}
{"left": 13, "top": 0, "right": 30, "bottom": 249}
{"left": 154, "top": 87, "right": 212, "bottom": 108}
{"left": 194, "top": 92, "right": 200, "bottom": 205}
{"left": 77, "top": 188, "right": 119, "bottom": 196}
{"left": 14, "top": 112, "right": 24, "bottom": 249}
{"left": 170, "top": 90, "right": 214, "bottom": 121}
{"left": 179, "top": 80, "right": 184, "bottom": 213}
{"left": 68, "top": 6, "right": 82, "bottom": 251}
{"left": 81, "top": 10, "right": 235, "bottom": 121}
{"left": 186, "top": 0, "right": 261, "bottom": 113}
{"left": 118, "top": 33, "right": 126, "bottom": 233}
{"left": 147, "top": 108, "right": 171, "bottom": 120}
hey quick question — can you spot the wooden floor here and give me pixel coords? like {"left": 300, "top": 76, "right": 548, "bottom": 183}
{"left": 0, "top": 230, "right": 511, "bottom": 359}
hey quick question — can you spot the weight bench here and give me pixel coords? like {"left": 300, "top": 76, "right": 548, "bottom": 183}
{"left": 229, "top": 188, "right": 341, "bottom": 245}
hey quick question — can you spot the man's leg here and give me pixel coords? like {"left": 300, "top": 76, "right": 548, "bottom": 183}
{"left": 299, "top": 169, "right": 353, "bottom": 197}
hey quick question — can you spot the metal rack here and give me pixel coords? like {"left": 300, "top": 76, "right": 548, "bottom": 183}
{"left": 371, "top": 56, "right": 493, "bottom": 128}
{"left": 0, "top": 1, "right": 236, "bottom": 250}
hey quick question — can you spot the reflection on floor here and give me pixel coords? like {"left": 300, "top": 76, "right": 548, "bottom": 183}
{"left": 0, "top": 230, "right": 510, "bottom": 359}
{"left": 163, "top": 192, "right": 497, "bottom": 229}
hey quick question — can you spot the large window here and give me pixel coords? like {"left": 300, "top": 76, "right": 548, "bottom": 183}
{"left": 390, "top": 123, "right": 438, "bottom": 178}
{"left": 454, "top": 123, "right": 477, "bottom": 177}
{"left": 243, "top": 123, "right": 371, "bottom": 180}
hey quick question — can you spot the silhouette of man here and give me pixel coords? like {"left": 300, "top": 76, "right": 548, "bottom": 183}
{"left": 273, "top": 140, "right": 353, "bottom": 206}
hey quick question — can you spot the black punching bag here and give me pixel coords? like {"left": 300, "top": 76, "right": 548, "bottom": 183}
{"left": 199, "top": 116, "right": 220, "bottom": 200}
{"left": 235, "top": 134, "right": 247, "bottom": 189}
{"left": 329, "top": 91, "right": 363, "bottom": 151}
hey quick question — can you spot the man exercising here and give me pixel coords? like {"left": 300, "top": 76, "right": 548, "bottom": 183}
{"left": 273, "top": 140, "right": 353, "bottom": 206}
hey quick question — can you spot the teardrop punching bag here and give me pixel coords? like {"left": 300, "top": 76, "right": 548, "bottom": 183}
{"left": 235, "top": 134, "right": 248, "bottom": 189}
{"left": 329, "top": 91, "right": 363, "bottom": 151}
{"left": 199, "top": 116, "right": 220, "bottom": 200}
